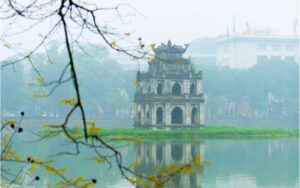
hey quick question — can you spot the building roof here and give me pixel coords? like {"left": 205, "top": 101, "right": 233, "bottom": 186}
{"left": 217, "top": 33, "right": 300, "bottom": 44}
{"left": 154, "top": 40, "right": 189, "bottom": 54}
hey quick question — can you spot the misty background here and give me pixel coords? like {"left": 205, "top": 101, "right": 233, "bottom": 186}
{"left": 1, "top": 0, "right": 299, "bottom": 128}
{"left": 1, "top": 0, "right": 299, "bottom": 59}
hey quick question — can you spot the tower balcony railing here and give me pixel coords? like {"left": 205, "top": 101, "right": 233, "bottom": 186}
{"left": 138, "top": 71, "right": 202, "bottom": 79}
{"left": 134, "top": 93, "right": 205, "bottom": 101}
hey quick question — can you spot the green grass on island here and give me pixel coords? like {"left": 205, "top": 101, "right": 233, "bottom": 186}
{"left": 39, "top": 126, "right": 299, "bottom": 141}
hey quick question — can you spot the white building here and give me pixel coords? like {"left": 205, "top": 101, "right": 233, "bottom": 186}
{"left": 216, "top": 30, "right": 300, "bottom": 68}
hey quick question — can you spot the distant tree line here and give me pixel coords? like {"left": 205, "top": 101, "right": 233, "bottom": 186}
{"left": 2, "top": 41, "right": 136, "bottom": 118}
{"left": 194, "top": 58, "right": 299, "bottom": 120}
{"left": 2, "top": 42, "right": 298, "bottom": 120}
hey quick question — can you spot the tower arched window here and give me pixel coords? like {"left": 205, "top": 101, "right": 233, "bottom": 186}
{"left": 137, "top": 112, "right": 141, "bottom": 123}
{"left": 190, "top": 83, "right": 196, "bottom": 95}
{"left": 157, "top": 83, "right": 163, "bottom": 95}
{"left": 171, "top": 107, "right": 183, "bottom": 124}
{"left": 146, "top": 111, "right": 150, "bottom": 123}
{"left": 172, "top": 83, "right": 181, "bottom": 95}
{"left": 156, "top": 107, "right": 163, "bottom": 124}
{"left": 191, "top": 107, "right": 198, "bottom": 124}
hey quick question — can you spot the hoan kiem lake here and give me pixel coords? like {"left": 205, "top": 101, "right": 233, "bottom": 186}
{"left": 3, "top": 118, "right": 299, "bottom": 188}
{"left": 2, "top": 0, "right": 300, "bottom": 187}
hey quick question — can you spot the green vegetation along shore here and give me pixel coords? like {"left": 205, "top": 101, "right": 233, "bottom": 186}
{"left": 40, "top": 126, "right": 299, "bottom": 141}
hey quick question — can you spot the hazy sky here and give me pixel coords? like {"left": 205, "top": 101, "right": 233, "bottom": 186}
{"left": 118, "top": 0, "right": 299, "bottom": 44}
{"left": 0, "top": 0, "right": 299, "bottom": 59}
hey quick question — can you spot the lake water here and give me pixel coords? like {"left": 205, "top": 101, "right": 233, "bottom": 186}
{"left": 1, "top": 119, "right": 299, "bottom": 188}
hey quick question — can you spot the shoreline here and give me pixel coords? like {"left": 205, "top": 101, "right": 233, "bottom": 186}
{"left": 40, "top": 126, "right": 299, "bottom": 141}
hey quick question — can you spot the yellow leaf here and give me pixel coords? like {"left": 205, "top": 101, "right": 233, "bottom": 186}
{"left": 175, "top": 61, "right": 183, "bottom": 65}
{"left": 148, "top": 176, "right": 163, "bottom": 186}
{"left": 89, "top": 126, "right": 102, "bottom": 134}
{"left": 111, "top": 41, "right": 116, "bottom": 48}
{"left": 86, "top": 121, "right": 95, "bottom": 127}
{"left": 44, "top": 159, "right": 54, "bottom": 164}
{"left": 193, "top": 155, "right": 202, "bottom": 169}
{"left": 43, "top": 123, "right": 50, "bottom": 128}
{"left": 128, "top": 177, "right": 136, "bottom": 184}
{"left": 129, "top": 160, "right": 138, "bottom": 168}
{"left": 45, "top": 165, "right": 58, "bottom": 175}
{"left": 133, "top": 79, "right": 139, "bottom": 86}
{"left": 149, "top": 55, "right": 157, "bottom": 62}
{"left": 33, "top": 93, "right": 43, "bottom": 98}
{"left": 28, "top": 165, "right": 37, "bottom": 173}
{"left": 93, "top": 157, "right": 106, "bottom": 163}
{"left": 136, "top": 177, "right": 148, "bottom": 187}
{"left": 193, "top": 155, "right": 201, "bottom": 165}
{"left": 165, "top": 164, "right": 181, "bottom": 172}
{"left": 80, "top": 182, "right": 94, "bottom": 188}
{"left": 156, "top": 167, "right": 165, "bottom": 175}
{"left": 2, "top": 134, "right": 11, "bottom": 144}
{"left": 3, "top": 152, "right": 11, "bottom": 159}
{"left": 73, "top": 176, "right": 85, "bottom": 185}
{"left": 57, "top": 167, "right": 68, "bottom": 174}
{"left": 5, "top": 119, "right": 16, "bottom": 125}
{"left": 150, "top": 43, "right": 156, "bottom": 50}
{"left": 46, "top": 60, "right": 54, "bottom": 64}
{"left": 36, "top": 76, "right": 44, "bottom": 84}
{"left": 56, "top": 181, "right": 67, "bottom": 188}
{"left": 13, "top": 155, "right": 21, "bottom": 161}
{"left": 133, "top": 137, "right": 142, "bottom": 143}
{"left": 124, "top": 32, "right": 131, "bottom": 36}
{"left": 3, "top": 43, "right": 10, "bottom": 48}
{"left": 24, "top": 55, "right": 30, "bottom": 60}
{"left": 31, "top": 157, "right": 43, "bottom": 165}
{"left": 3, "top": 147, "right": 12, "bottom": 159}
{"left": 181, "top": 164, "right": 194, "bottom": 174}
{"left": 58, "top": 97, "right": 77, "bottom": 105}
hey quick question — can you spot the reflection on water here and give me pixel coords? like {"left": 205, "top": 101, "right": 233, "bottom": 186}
{"left": 1, "top": 121, "right": 298, "bottom": 188}
{"left": 134, "top": 142, "right": 206, "bottom": 188}
{"left": 128, "top": 139, "right": 299, "bottom": 188}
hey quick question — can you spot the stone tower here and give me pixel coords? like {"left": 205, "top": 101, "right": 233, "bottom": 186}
{"left": 133, "top": 40, "right": 205, "bottom": 129}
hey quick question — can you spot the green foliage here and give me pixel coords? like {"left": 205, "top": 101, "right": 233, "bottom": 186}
{"left": 39, "top": 126, "right": 298, "bottom": 141}
{"left": 194, "top": 60, "right": 299, "bottom": 119}
{"left": 187, "top": 37, "right": 216, "bottom": 55}
{"left": 1, "top": 41, "right": 136, "bottom": 117}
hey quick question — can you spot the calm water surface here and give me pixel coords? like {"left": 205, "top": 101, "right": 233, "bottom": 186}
{"left": 2, "top": 119, "right": 299, "bottom": 188}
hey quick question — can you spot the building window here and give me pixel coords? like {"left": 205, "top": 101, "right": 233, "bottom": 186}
{"left": 285, "top": 44, "right": 295, "bottom": 52}
{"left": 285, "top": 56, "right": 295, "bottom": 61}
{"left": 257, "top": 56, "right": 268, "bottom": 63}
{"left": 272, "top": 44, "right": 281, "bottom": 51}
{"left": 271, "top": 56, "right": 281, "bottom": 61}
{"left": 257, "top": 44, "right": 266, "bottom": 51}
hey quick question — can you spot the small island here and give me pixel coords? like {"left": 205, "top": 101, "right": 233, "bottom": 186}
{"left": 40, "top": 126, "right": 299, "bottom": 141}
